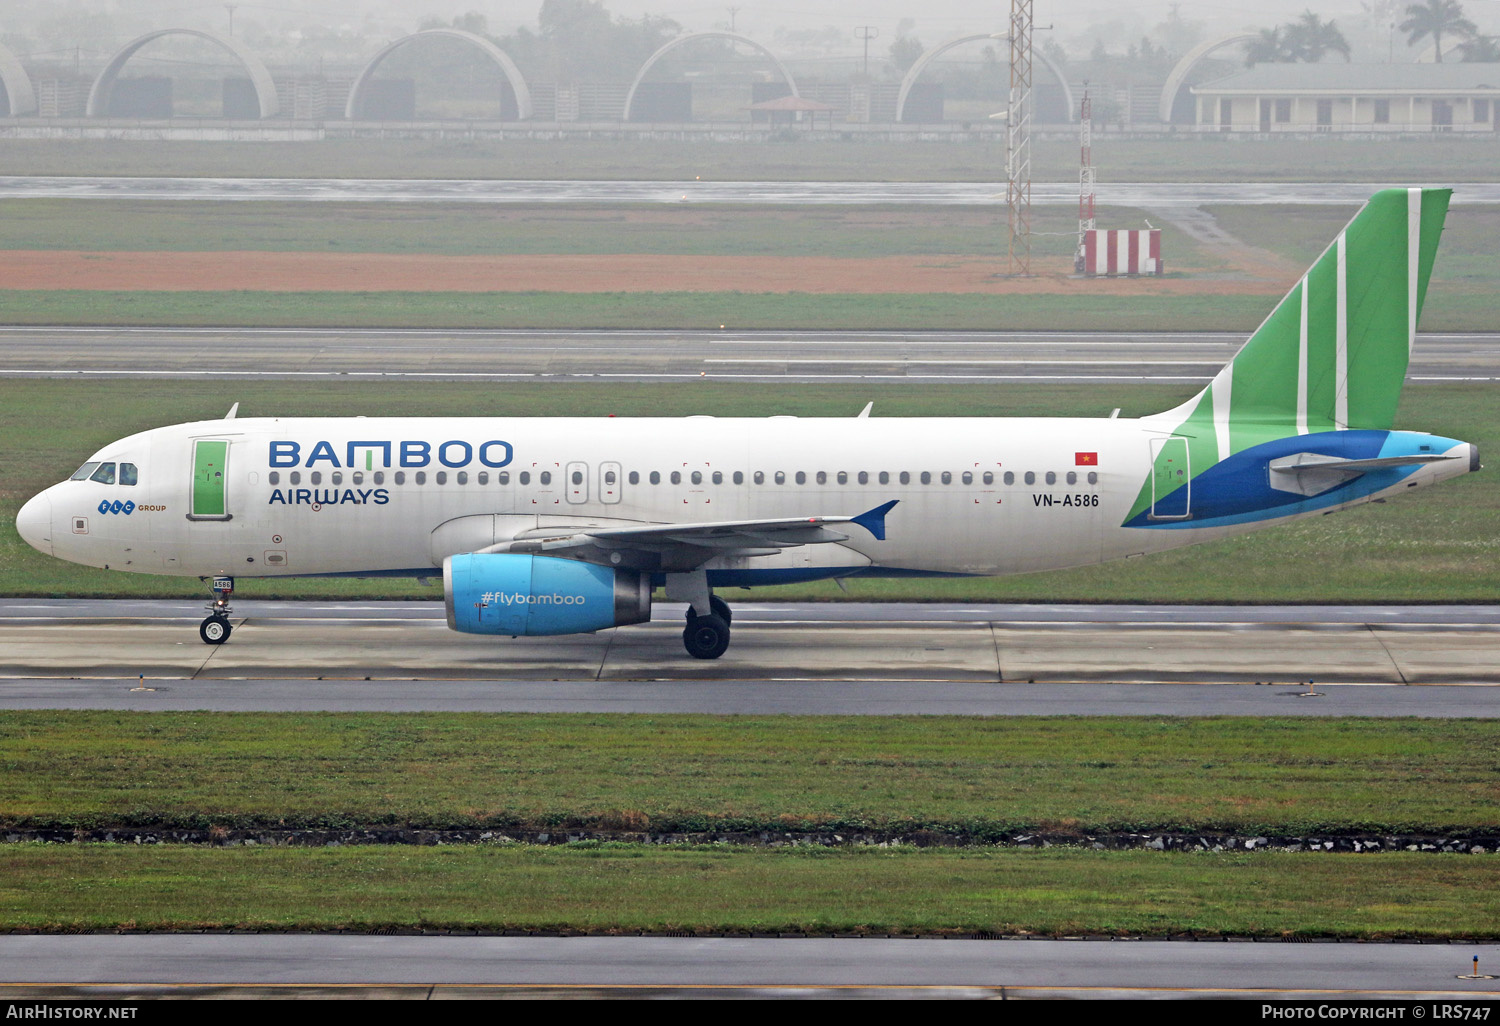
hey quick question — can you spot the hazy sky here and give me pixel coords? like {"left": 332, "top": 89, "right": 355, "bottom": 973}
{"left": 11, "top": 1, "right": 1500, "bottom": 61}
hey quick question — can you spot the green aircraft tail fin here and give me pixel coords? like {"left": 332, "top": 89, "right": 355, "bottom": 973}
{"left": 1152, "top": 187, "right": 1450, "bottom": 457}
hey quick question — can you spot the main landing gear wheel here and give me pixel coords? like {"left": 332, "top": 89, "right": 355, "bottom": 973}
{"left": 684, "top": 595, "right": 733, "bottom": 626}
{"left": 683, "top": 614, "right": 731, "bottom": 660}
{"left": 199, "top": 616, "right": 231, "bottom": 645}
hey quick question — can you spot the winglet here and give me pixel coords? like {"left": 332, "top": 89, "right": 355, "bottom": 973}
{"left": 850, "top": 499, "right": 899, "bottom": 541}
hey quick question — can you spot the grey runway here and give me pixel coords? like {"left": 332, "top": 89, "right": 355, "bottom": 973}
{"left": 2, "top": 327, "right": 1497, "bottom": 383}
{"left": 5, "top": 602, "right": 1500, "bottom": 715}
{"left": 1, "top": 935, "right": 1496, "bottom": 999}
{"left": 4, "top": 177, "right": 1499, "bottom": 205}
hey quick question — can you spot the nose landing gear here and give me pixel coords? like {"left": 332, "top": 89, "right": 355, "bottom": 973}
{"left": 199, "top": 575, "right": 234, "bottom": 645}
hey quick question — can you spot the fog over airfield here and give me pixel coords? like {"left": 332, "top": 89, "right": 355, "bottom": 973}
{"left": 7, "top": 1, "right": 1495, "bottom": 65}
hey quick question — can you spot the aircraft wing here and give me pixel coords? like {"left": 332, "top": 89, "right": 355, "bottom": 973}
{"left": 482, "top": 500, "right": 898, "bottom": 571}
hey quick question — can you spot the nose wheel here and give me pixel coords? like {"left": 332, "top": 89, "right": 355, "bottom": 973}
{"left": 199, "top": 615, "right": 231, "bottom": 645}
{"left": 199, "top": 575, "right": 234, "bottom": 645}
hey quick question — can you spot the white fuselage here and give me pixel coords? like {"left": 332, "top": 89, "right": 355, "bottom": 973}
{"left": 18, "top": 415, "right": 1469, "bottom": 585}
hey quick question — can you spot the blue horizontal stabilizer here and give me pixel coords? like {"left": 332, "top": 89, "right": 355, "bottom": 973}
{"left": 850, "top": 499, "right": 899, "bottom": 541}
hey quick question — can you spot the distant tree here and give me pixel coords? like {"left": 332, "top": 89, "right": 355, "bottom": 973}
{"left": 1400, "top": 0, "right": 1477, "bottom": 62}
{"left": 1285, "top": 10, "right": 1352, "bottom": 61}
{"left": 1244, "top": 27, "right": 1295, "bottom": 65}
{"left": 888, "top": 34, "right": 924, "bottom": 73}
{"left": 1245, "top": 12, "right": 1352, "bottom": 64}
{"left": 1456, "top": 33, "right": 1500, "bottom": 60}
{"left": 419, "top": 12, "right": 491, "bottom": 36}
{"left": 1153, "top": 3, "right": 1204, "bottom": 59}
{"left": 498, "top": 1, "right": 680, "bottom": 82}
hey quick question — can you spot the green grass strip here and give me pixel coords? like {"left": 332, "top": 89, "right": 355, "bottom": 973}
{"left": 2, "top": 713, "right": 1497, "bottom": 836}
{"left": 2, "top": 845, "right": 1496, "bottom": 939}
{"left": 3, "top": 136, "right": 1500, "bottom": 183}
{"left": 0, "top": 289, "right": 1292, "bottom": 331}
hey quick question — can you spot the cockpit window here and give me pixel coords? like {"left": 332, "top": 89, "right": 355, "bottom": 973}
{"left": 89, "top": 463, "right": 117, "bottom": 485}
{"left": 70, "top": 462, "right": 101, "bottom": 481}
{"left": 119, "top": 463, "right": 138, "bottom": 486}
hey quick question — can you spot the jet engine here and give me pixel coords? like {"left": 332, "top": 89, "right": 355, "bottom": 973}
{"left": 444, "top": 553, "right": 652, "bottom": 636}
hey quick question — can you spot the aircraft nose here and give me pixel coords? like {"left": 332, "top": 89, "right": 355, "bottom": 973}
{"left": 15, "top": 491, "right": 53, "bottom": 556}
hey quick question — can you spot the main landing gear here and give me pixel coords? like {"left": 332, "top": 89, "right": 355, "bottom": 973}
{"left": 682, "top": 594, "right": 732, "bottom": 660}
{"left": 199, "top": 575, "right": 234, "bottom": 645}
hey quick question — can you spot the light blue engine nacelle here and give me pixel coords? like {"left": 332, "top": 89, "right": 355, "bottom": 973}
{"left": 444, "top": 553, "right": 652, "bottom": 636}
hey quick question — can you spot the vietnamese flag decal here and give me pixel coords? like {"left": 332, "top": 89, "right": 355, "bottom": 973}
{"left": 1075, "top": 452, "right": 1098, "bottom": 466}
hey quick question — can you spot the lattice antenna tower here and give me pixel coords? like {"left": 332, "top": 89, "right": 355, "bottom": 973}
{"left": 1005, "top": 0, "right": 1034, "bottom": 276}
{"left": 1076, "top": 83, "right": 1095, "bottom": 272}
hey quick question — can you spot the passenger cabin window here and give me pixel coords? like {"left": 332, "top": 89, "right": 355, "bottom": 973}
{"left": 816, "top": 471, "right": 826, "bottom": 485}
{"left": 269, "top": 471, "right": 280, "bottom": 485}
{"left": 857, "top": 472, "right": 867, "bottom": 485}
{"left": 671, "top": 471, "right": 682, "bottom": 484}
{"left": 1024, "top": 471, "right": 1036, "bottom": 485}
{"left": 899, "top": 472, "right": 910, "bottom": 484}
{"left": 70, "top": 462, "right": 101, "bottom": 482}
{"left": 629, "top": 471, "right": 639, "bottom": 485}
{"left": 691, "top": 471, "right": 702, "bottom": 485}
{"left": 774, "top": 472, "right": 785, "bottom": 484}
{"left": 519, "top": 472, "right": 530, "bottom": 485}
{"left": 982, "top": 472, "right": 993, "bottom": 485}
{"left": 604, "top": 470, "right": 616, "bottom": 484}
{"left": 436, "top": 472, "right": 448, "bottom": 485}
{"left": 394, "top": 472, "right": 405, "bottom": 485}
{"left": 332, "top": 472, "right": 343, "bottom": 485}
{"left": 941, "top": 472, "right": 952, "bottom": 485}
{"left": 352, "top": 472, "right": 363, "bottom": 485}
{"left": 879, "top": 472, "right": 890, "bottom": 485}
{"left": 1066, "top": 471, "right": 1077, "bottom": 485}
{"left": 713, "top": 471, "right": 723, "bottom": 485}
{"left": 119, "top": 463, "right": 138, "bottom": 486}
{"left": 498, "top": 472, "right": 509, "bottom": 485}
{"left": 1004, "top": 471, "right": 1014, "bottom": 485}
{"left": 754, "top": 471, "right": 765, "bottom": 484}
{"left": 310, "top": 472, "right": 322, "bottom": 485}
{"left": 920, "top": 472, "right": 931, "bottom": 485}
{"left": 1087, "top": 471, "right": 1099, "bottom": 485}
{"left": 732, "top": 471, "right": 743, "bottom": 485}
{"left": 961, "top": 472, "right": 972, "bottom": 485}
{"left": 477, "top": 472, "right": 487, "bottom": 485}
{"left": 376, "top": 471, "right": 385, "bottom": 485}
{"left": 795, "top": 472, "right": 806, "bottom": 485}
{"left": 416, "top": 471, "right": 427, "bottom": 485}
{"left": 539, "top": 471, "right": 551, "bottom": 485}
{"left": 1045, "top": 471, "right": 1057, "bottom": 485}
{"left": 457, "top": 472, "right": 468, "bottom": 485}
{"left": 89, "top": 463, "right": 116, "bottom": 485}
{"left": 572, "top": 471, "right": 584, "bottom": 485}
{"left": 649, "top": 471, "right": 660, "bottom": 485}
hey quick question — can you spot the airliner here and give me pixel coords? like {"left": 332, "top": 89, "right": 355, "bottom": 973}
{"left": 15, "top": 188, "right": 1477, "bottom": 659}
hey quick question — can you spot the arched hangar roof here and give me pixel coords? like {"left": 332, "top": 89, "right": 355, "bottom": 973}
{"left": 0, "top": 42, "right": 37, "bottom": 115}
{"left": 345, "top": 29, "right": 533, "bottom": 120}
{"left": 1158, "top": 34, "right": 1256, "bottom": 123}
{"left": 624, "top": 32, "right": 797, "bottom": 121}
{"left": 897, "top": 34, "right": 1075, "bottom": 123}
{"left": 87, "top": 28, "right": 279, "bottom": 118}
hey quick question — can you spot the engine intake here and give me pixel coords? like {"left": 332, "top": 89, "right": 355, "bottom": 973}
{"left": 444, "top": 553, "right": 651, "bottom": 636}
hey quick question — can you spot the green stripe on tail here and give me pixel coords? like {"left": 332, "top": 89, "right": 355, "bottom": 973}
{"left": 1126, "top": 187, "right": 1451, "bottom": 522}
